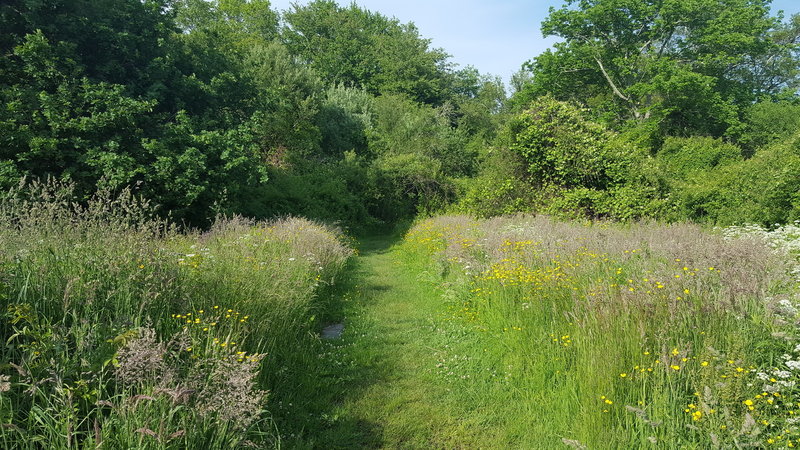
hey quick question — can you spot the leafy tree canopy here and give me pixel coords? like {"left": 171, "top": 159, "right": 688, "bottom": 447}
{"left": 281, "top": 0, "right": 454, "bottom": 105}
{"left": 519, "top": 0, "right": 800, "bottom": 139}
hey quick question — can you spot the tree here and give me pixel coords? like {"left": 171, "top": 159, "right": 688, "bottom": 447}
{"left": 174, "top": 0, "right": 279, "bottom": 51}
{"left": 522, "top": 0, "right": 797, "bottom": 138}
{"left": 281, "top": 0, "right": 452, "bottom": 105}
{"left": 1, "top": 0, "right": 175, "bottom": 98}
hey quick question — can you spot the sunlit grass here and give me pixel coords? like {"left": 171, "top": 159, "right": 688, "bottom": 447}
{"left": 402, "top": 214, "right": 800, "bottom": 448}
{"left": 0, "top": 180, "right": 353, "bottom": 448}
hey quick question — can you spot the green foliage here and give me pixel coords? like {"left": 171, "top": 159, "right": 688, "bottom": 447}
{"left": 0, "top": 32, "right": 155, "bottom": 192}
{"left": 175, "top": 0, "right": 279, "bottom": 50}
{"left": 507, "top": 96, "right": 636, "bottom": 190}
{"left": 317, "top": 85, "right": 374, "bottom": 157}
{"left": 1, "top": 0, "right": 175, "bottom": 97}
{"left": 657, "top": 136, "right": 743, "bottom": 179}
{"left": 243, "top": 41, "right": 324, "bottom": 161}
{"left": 369, "top": 94, "right": 475, "bottom": 177}
{"left": 282, "top": 0, "right": 452, "bottom": 105}
{"left": 674, "top": 135, "right": 800, "bottom": 225}
{"left": 520, "top": 0, "right": 797, "bottom": 139}
{"left": 463, "top": 96, "right": 661, "bottom": 220}
{"left": 740, "top": 100, "right": 800, "bottom": 154}
{"left": 452, "top": 73, "right": 508, "bottom": 144}
{"left": 0, "top": 0, "right": 494, "bottom": 229}
{"left": 247, "top": 159, "right": 377, "bottom": 230}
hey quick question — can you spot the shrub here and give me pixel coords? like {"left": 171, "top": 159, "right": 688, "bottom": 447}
{"left": 675, "top": 134, "right": 800, "bottom": 225}
{"left": 740, "top": 100, "right": 800, "bottom": 154}
{"left": 459, "top": 96, "right": 662, "bottom": 221}
{"left": 657, "top": 136, "right": 743, "bottom": 179}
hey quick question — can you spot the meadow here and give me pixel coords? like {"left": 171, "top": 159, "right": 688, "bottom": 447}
{"left": 4, "top": 181, "right": 800, "bottom": 448}
{"left": 0, "top": 180, "right": 352, "bottom": 448}
{"left": 400, "top": 215, "right": 800, "bottom": 448}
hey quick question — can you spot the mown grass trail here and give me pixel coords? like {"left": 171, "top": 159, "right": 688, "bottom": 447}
{"left": 279, "top": 234, "right": 486, "bottom": 449}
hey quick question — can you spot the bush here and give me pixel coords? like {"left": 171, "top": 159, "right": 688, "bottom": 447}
{"left": 740, "top": 100, "right": 800, "bottom": 155}
{"left": 657, "top": 136, "right": 743, "bottom": 179}
{"left": 459, "top": 96, "right": 662, "bottom": 221}
{"left": 675, "top": 134, "right": 800, "bottom": 225}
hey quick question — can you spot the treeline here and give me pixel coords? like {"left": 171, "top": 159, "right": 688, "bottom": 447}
{"left": 0, "top": 0, "right": 502, "bottom": 227}
{"left": 464, "top": 0, "right": 800, "bottom": 225}
{"left": 2, "top": 0, "right": 800, "bottom": 228}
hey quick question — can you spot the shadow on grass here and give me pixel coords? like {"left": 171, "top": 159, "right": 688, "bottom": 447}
{"left": 265, "top": 228, "right": 410, "bottom": 449}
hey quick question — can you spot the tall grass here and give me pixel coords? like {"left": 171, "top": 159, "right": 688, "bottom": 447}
{"left": 0, "top": 180, "right": 352, "bottom": 448}
{"left": 402, "top": 215, "right": 799, "bottom": 448}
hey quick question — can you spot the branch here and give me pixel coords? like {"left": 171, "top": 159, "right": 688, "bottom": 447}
{"left": 593, "top": 56, "right": 631, "bottom": 102}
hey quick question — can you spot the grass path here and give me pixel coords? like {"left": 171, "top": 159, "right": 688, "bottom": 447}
{"left": 279, "top": 234, "right": 486, "bottom": 449}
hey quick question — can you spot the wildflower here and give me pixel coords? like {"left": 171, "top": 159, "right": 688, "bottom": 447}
{"left": 701, "top": 361, "right": 709, "bottom": 367}
{"left": 670, "top": 365, "right": 681, "bottom": 371}
{"left": 620, "top": 373, "right": 627, "bottom": 378}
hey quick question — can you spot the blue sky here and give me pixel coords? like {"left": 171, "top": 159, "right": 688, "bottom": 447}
{"left": 270, "top": 0, "right": 800, "bottom": 85}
